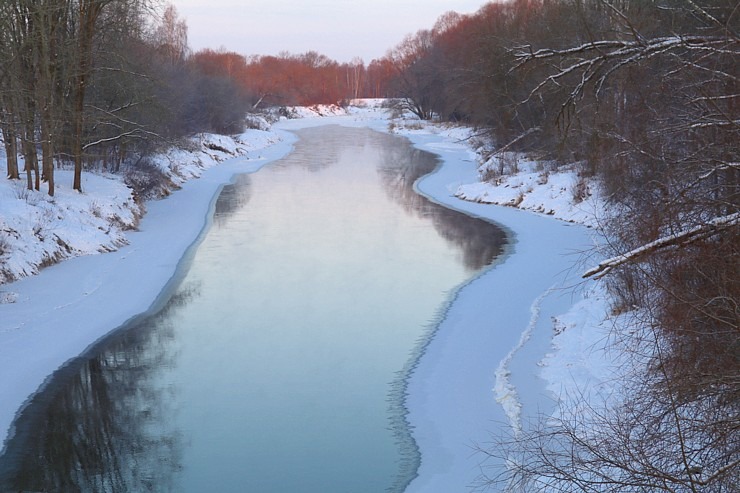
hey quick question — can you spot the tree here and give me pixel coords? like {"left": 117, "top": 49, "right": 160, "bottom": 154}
{"left": 386, "top": 29, "right": 439, "bottom": 119}
{"left": 365, "top": 58, "right": 395, "bottom": 99}
{"left": 71, "top": 0, "right": 114, "bottom": 192}
{"left": 0, "top": 0, "right": 157, "bottom": 194}
{"left": 0, "top": 0, "right": 43, "bottom": 192}
{"left": 343, "top": 57, "right": 365, "bottom": 100}
{"left": 32, "top": 0, "right": 71, "bottom": 196}
{"left": 475, "top": 1, "right": 739, "bottom": 490}
{"left": 481, "top": 354, "right": 739, "bottom": 492}
{"left": 238, "top": 51, "right": 362, "bottom": 107}
{"left": 152, "top": 3, "right": 188, "bottom": 64}
{"left": 0, "top": 5, "right": 22, "bottom": 181}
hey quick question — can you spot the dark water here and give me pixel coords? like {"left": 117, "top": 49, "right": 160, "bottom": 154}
{"left": 0, "top": 126, "right": 506, "bottom": 492}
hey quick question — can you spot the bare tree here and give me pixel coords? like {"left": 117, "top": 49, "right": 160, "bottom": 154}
{"left": 478, "top": 307, "right": 739, "bottom": 492}
{"left": 386, "top": 29, "right": 438, "bottom": 119}
{"left": 152, "top": 3, "right": 188, "bottom": 65}
{"left": 71, "top": 0, "right": 114, "bottom": 192}
{"left": 472, "top": 2, "right": 740, "bottom": 491}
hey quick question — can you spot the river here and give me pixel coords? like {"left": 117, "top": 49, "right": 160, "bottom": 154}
{"left": 0, "top": 125, "right": 506, "bottom": 492}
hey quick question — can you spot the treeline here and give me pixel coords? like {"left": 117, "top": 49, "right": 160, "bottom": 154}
{"left": 186, "top": 49, "right": 399, "bottom": 108}
{"left": 0, "top": 1, "right": 253, "bottom": 196}
{"left": 380, "top": 1, "right": 737, "bottom": 490}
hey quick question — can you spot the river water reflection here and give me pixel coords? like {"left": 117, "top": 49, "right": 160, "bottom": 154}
{"left": 0, "top": 126, "right": 506, "bottom": 492}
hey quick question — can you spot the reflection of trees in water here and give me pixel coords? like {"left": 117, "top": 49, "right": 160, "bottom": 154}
{"left": 288, "top": 126, "right": 344, "bottom": 172}
{"left": 430, "top": 209, "right": 506, "bottom": 271}
{"left": 292, "top": 126, "right": 506, "bottom": 272}
{"left": 214, "top": 174, "right": 252, "bottom": 225}
{"left": 0, "top": 283, "right": 202, "bottom": 492}
{"left": 376, "top": 134, "right": 507, "bottom": 271}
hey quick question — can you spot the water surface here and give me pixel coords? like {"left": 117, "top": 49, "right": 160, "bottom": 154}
{"left": 0, "top": 126, "right": 505, "bottom": 492}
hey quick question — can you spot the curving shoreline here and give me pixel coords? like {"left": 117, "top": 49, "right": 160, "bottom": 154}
{"left": 398, "top": 130, "right": 594, "bottom": 491}
{"left": 1, "top": 109, "right": 597, "bottom": 491}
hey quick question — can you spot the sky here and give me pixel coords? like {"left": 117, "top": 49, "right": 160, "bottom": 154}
{"left": 172, "top": 0, "right": 489, "bottom": 63}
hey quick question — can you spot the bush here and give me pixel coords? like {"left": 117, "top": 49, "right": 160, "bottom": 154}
{"left": 123, "top": 157, "right": 175, "bottom": 201}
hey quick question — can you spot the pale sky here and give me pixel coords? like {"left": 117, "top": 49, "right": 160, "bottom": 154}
{"left": 172, "top": 0, "right": 488, "bottom": 63}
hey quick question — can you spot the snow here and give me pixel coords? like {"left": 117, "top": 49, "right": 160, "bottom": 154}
{"left": 540, "top": 282, "right": 630, "bottom": 417}
{"left": 0, "top": 100, "right": 618, "bottom": 491}
{"left": 455, "top": 154, "right": 604, "bottom": 228}
{"left": 0, "top": 170, "right": 140, "bottom": 284}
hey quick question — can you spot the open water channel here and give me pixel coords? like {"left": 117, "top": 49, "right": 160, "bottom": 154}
{"left": 0, "top": 125, "right": 506, "bottom": 492}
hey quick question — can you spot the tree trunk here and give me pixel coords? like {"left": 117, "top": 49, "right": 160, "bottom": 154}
{"left": 40, "top": 116, "right": 54, "bottom": 196}
{"left": 22, "top": 105, "right": 39, "bottom": 191}
{"left": 73, "top": 1, "right": 104, "bottom": 192}
{"left": 2, "top": 125, "right": 20, "bottom": 180}
{"left": 35, "top": 1, "right": 59, "bottom": 196}
{"left": 23, "top": 139, "right": 33, "bottom": 191}
{"left": 72, "top": 72, "right": 86, "bottom": 192}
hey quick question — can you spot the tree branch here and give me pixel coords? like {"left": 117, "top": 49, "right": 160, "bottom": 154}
{"left": 584, "top": 212, "right": 740, "bottom": 279}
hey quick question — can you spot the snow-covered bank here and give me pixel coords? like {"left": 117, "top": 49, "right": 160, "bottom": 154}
{"left": 0, "top": 130, "right": 278, "bottom": 286}
{"left": 393, "top": 130, "right": 603, "bottom": 492}
{"left": 0, "top": 169, "right": 140, "bottom": 287}
{"left": 454, "top": 152, "right": 603, "bottom": 228}
{"left": 1, "top": 102, "right": 614, "bottom": 491}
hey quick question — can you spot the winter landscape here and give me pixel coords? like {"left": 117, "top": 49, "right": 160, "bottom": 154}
{"left": 0, "top": 101, "right": 610, "bottom": 489}
{"left": 1, "top": 1, "right": 737, "bottom": 492}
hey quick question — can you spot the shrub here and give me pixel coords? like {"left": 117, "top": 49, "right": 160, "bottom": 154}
{"left": 123, "top": 157, "right": 175, "bottom": 201}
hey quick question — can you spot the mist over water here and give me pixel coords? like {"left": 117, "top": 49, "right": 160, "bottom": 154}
{"left": 0, "top": 126, "right": 505, "bottom": 492}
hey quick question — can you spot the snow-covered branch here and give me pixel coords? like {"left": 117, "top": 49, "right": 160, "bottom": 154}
{"left": 514, "top": 35, "right": 737, "bottom": 112}
{"left": 690, "top": 119, "right": 740, "bottom": 129}
{"left": 82, "top": 130, "right": 141, "bottom": 150}
{"left": 695, "top": 459, "right": 740, "bottom": 486}
{"left": 490, "top": 127, "right": 542, "bottom": 155}
{"left": 698, "top": 163, "right": 740, "bottom": 180}
{"left": 515, "top": 36, "right": 733, "bottom": 63}
{"left": 82, "top": 127, "right": 161, "bottom": 150}
{"left": 583, "top": 212, "right": 740, "bottom": 279}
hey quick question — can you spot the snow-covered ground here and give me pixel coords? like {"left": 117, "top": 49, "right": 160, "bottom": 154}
{"left": 0, "top": 100, "right": 618, "bottom": 491}
{"left": 455, "top": 153, "right": 604, "bottom": 228}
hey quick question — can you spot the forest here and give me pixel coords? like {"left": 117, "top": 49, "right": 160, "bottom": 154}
{"left": 1, "top": 0, "right": 737, "bottom": 491}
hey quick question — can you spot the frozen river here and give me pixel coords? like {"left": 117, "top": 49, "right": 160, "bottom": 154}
{"left": 0, "top": 125, "right": 505, "bottom": 491}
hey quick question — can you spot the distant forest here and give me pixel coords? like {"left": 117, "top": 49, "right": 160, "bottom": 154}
{"left": 1, "top": 0, "right": 738, "bottom": 491}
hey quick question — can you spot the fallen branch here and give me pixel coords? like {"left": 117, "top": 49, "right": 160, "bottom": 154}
{"left": 584, "top": 212, "right": 740, "bottom": 279}
{"left": 491, "top": 127, "right": 542, "bottom": 156}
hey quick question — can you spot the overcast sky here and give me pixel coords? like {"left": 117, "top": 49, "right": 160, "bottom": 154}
{"left": 172, "top": 0, "right": 488, "bottom": 63}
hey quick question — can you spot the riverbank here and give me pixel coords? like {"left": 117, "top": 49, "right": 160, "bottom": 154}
{"left": 381, "top": 123, "right": 612, "bottom": 491}
{"left": 0, "top": 102, "right": 616, "bottom": 491}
